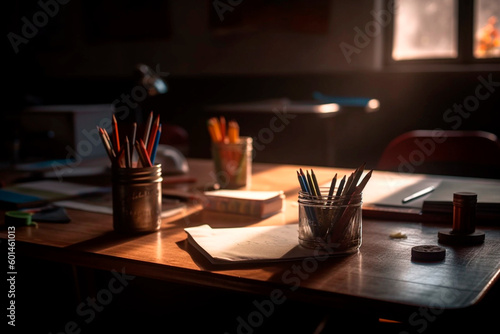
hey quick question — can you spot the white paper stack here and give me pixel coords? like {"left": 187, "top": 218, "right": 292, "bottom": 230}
{"left": 184, "top": 224, "right": 332, "bottom": 264}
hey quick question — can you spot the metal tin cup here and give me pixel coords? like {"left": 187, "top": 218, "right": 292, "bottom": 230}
{"left": 298, "top": 187, "right": 362, "bottom": 255}
{"left": 211, "top": 136, "right": 252, "bottom": 189}
{"left": 112, "top": 164, "right": 163, "bottom": 233}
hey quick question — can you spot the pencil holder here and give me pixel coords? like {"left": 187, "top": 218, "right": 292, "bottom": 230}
{"left": 298, "top": 188, "right": 362, "bottom": 254}
{"left": 211, "top": 137, "right": 252, "bottom": 189}
{"left": 112, "top": 164, "right": 163, "bottom": 233}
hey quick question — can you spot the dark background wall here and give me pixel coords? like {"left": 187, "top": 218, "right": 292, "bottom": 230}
{"left": 4, "top": 0, "right": 499, "bottom": 170}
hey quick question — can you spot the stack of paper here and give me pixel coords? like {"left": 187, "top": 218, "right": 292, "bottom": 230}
{"left": 203, "top": 190, "right": 285, "bottom": 218}
{"left": 184, "top": 224, "right": 330, "bottom": 264}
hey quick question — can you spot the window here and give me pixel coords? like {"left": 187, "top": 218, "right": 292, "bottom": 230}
{"left": 392, "top": 0, "right": 458, "bottom": 60}
{"left": 389, "top": 0, "right": 500, "bottom": 63}
{"left": 474, "top": 0, "right": 500, "bottom": 58}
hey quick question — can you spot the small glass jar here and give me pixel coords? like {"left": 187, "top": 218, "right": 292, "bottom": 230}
{"left": 298, "top": 187, "right": 362, "bottom": 255}
{"left": 112, "top": 164, "right": 163, "bottom": 233}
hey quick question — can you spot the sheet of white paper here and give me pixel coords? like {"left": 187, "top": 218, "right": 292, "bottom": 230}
{"left": 184, "top": 224, "right": 330, "bottom": 264}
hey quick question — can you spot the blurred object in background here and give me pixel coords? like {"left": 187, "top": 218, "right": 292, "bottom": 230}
{"left": 475, "top": 16, "right": 500, "bottom": 58}
{"left": 20, "top": 104, "right": 114, "bottom": 162}
{"left": 136, "top": 63, "right": 168, "bottom": 97}
{"left": 474, "top": 0, "right": 500, "bottom": 58}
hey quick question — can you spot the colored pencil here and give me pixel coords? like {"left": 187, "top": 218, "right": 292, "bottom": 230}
{"left": 135, "top": 139, "right": 152, "bottom": 167}
{"left": 116, "top": 148, "right": 126, "bottom": 168}
{"left": 355, "top": 169, "right": 373, "bottom": 194}
{"left": 150, "top": 124, "right": 162, "bottom": 164}
{"left": 311, "top": 169, "right": 322, "bottom": 199}
{"left": 219, "top": 116, "right": 226, "bottom": 142}
{"left": 299, "top": 169, "right": 311, "bottom": 195}
{"left": 125, "top": 136, "right": 131, "bottom": 168}
{"left": 327, "top": 173, "right": 337, "bottom": 204}
{"left": 112, "top": 114, "right": 120, "bottom": 154}
{"left": 306, "top": 170, "right": 317, "bottom": 197}
{"left": 98, "top": 127, "right": 116, "bottom": 161}
{"left": 228, "top": 120, "right": 240, "bottom": 143}
{"left": 143, "top": 111, "right": 153, "bottom": 147}
{"left": 207, "top": 118, "right": 222, "bottom": 143}
{"left": 131, "top": 122, "right": 137, "bottom": 164}
{"left": 147, "top": 115, "right": 160, "bottom": 156}
{"left": 297, "top": 170, "right": 307, "bottom": 192}
{"left": 336, "top": 175, "right": 346, "bottom": 197}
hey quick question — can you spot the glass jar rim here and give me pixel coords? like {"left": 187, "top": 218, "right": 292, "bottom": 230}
{"left": 298, "top": 189, "right": 362, "bottom": 206}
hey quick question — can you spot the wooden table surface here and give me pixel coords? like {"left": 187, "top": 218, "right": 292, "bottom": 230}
{"left": 1, "top": 159, "right": 499, "bottom": 320}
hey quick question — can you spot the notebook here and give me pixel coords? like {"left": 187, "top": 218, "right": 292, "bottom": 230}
{"left": 422, "top": 179, "right": 500, "bottom": 216}
{"left": 203, "top": 190, "right": 285, "bottom": 218}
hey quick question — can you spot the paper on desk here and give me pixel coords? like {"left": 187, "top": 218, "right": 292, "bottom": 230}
{"left": 10, "top": 180, "right": 105, "bottom": 197}
{"left": 364, "top": 175, "right": 441, "bottom": 209}
{"left": 323, "top": 171, "right": 441, "bottom": 209}
{"left": 184, "top": 224, "right": 328, "bottom": 264}
{"left": 56, "top": 191, "right": 186, "bottom": 218}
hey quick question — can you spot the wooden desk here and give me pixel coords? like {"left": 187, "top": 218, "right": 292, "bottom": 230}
{"left": 2, "top": 159, "right": 499, "bottom": 332}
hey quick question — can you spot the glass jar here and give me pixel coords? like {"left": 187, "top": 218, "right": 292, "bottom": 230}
{"left": 211, "top": 137, "right": 253, "bottom": 189}
{"left": 298, "top": 187, "right": 362, "bottom": 255}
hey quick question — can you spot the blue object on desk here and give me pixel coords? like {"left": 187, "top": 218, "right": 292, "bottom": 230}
{"left": 0, "top": 190, "right": 42, "bottom": 205}
{"left": 313, "top": 92, "right": 380, "bottom": 111}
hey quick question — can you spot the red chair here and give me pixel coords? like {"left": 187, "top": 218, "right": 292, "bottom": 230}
{"left": 376, "top": 130, "right": 500, "bottom": 179}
